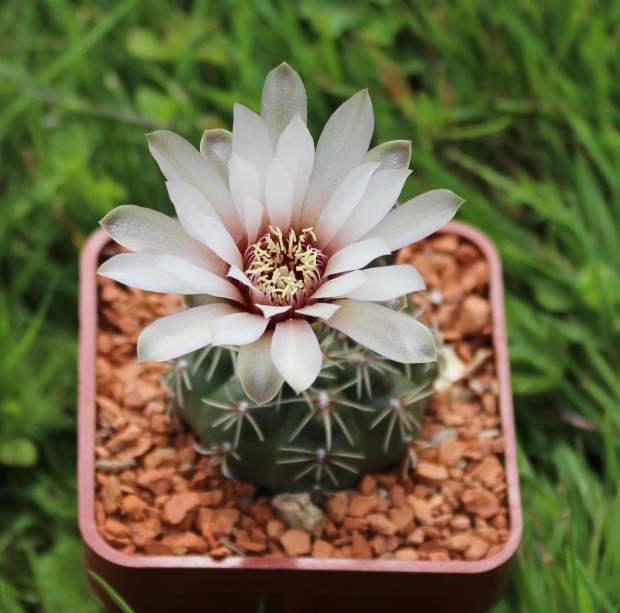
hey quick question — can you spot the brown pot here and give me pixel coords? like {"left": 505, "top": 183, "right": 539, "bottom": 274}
{"left": 79, "top": 221, "right": 522, "bottom": 613}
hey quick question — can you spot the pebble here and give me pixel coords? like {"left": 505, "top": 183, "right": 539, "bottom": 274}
{"left": 280, "top": 529, "right": 311, "bottom": 557}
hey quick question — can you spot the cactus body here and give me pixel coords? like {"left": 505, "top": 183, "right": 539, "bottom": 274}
{"left": 170, "top": 323, "right": 436, "bottom": 494}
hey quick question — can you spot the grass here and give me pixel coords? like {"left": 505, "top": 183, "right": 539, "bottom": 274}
{"left": 1, "top": 0, "right": 619, "bottom": 610}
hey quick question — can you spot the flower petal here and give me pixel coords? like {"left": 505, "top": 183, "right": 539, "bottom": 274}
{"left": 210, "top": 312, "right": 269, "bottom": 347}
{"left": 243, "top": 196, "right": 264, "bottom": 245}
{"left": 312, "top": 270, "right": 366, "bottom": 299}
{"left": 232, "top": 104, "right": 273, "bottom": 188}
{"left": 315, "top": 162, "right": 379, "bottom": 246}
{"left": 98, "top": 253, "right": 207, "bottom": 295}
{"left": 265, "top": 157, "right": 294, "bottom": 229}
{"left": 256, "top": 304, "right": 292, "bottom": 318}
{"left": 324, "top": 238, "right": 391, "bottom": 276}
{"left": 227, "top": 265, "right": 266, "bottom": 302}
{"left": 165, "top": 180, "right": 219, "bottom": 240}
{"left": 261, "top": 63, "right": 308, "bottom": 147}
{"left": 327, "top": 168, "right": 412, "bottom": 252}
{"left": 295, "top": 303, "right": 341, "bottom": 320}
{"left": 153, "top": 255, "right": 244, "bottom": 302}
{"left": 200, "top": 129, "right": 232, "bottom": 184}
{"left": 329, "top": 299, "right": 437, "bottom": 363}
{"left": 343, "top": 265, "right": 425, "bottom": 301}
{"left": 137, "top": 303, "right": 238, "bottom": 362}
{"left": 365, "top": 140, "right": 412, "bottom": 171}
{"left": 302, "top": 90, "right": 374, "bottom": 227}
{"left": 228, "top": 153, "right": 260, "bottom": 224}
{"left": 271, "top": 319, "right": 322, "bottom": 393}
{"left": 186, "top": 214, "right": 243, "bottom": 269}
{"left": 147, "top": 130, "right": 243, "bottom": 240}
{"left": 236, "top": 330, "right": 284, "bottom": 405}
{"left": 275, "top": 114, "right": 315, "bottom": 227}
{"left": 363, "top": 189, "right": 465, "bottom": 251}
{"left": 99, "top": 205, "right": 224, "bottom": 273}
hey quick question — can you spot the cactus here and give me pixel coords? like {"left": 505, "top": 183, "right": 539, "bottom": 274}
{"left": 168, "top": 321, "right": 436, "bottom": 494}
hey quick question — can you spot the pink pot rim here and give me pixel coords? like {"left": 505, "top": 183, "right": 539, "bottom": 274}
{"left": 78, "top": 220, "right": 522, "bottom": 574}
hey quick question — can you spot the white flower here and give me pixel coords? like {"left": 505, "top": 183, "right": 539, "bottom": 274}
{"left": 98, "top": 63, "right": 463, "bottom": 404}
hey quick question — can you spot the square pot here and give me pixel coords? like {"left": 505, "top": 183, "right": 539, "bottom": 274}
{"left": 79, "top": 221, "right": 522, "bottom": 613}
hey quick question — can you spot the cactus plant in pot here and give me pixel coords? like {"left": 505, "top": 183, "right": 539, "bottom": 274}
{"left": 79, "top": 64, "right": 521, "bottom": 612}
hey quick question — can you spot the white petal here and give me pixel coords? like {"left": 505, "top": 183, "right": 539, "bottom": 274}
{"left": 210, "top": 312, "right": 269, "bottom": 347}
{"left": 227, "top": 265, "right": 265, "bottom": 302}
{"left": 328, "top": 168, "right": 412, "bottom": 252}
{"left": 152, "top": 255, "right": 243, "bottom": 302}
{"left": 301, "top": 90, "right": 374, "bottom": 227}
{"left": 98, "top": 253, "right": 206, "bottom": 295}
{"left": 232, "top": 104, "right": 273, "bottom": 188}
{"left": 265, "top": 157, "right": 294, "bottom": 229}
{"left": 324, "top": 238, "right": 391, "bottom": 276}
{"left": 311, "top": 270, "right": 366, "bottom": 299}
{"left": 275, "top": 115, "right": 315, "bottom": 227}
{"left": 256, "top": 304, "right": 292, "bottom": 318}
{"left": 236, "top": 331, "right": 284, "bottom": 405}
{"left": 261, "top": 63, "right": 308, "bottom": 147}
{"left": 363, "top": 189, "right": 465, "bottom": 251}
{"left": 271, "top": 320, "right": 322, "bottom": 393}
{"left": 296, "top": 303, "right": 341, "bottom": 320}
{"left": 99, "top": 205, "right": 224, "bottom": 273}
{"left": 187, "top": 214, "right": 243, "bottom": 269}
{"left": 243, "top": 196, "right": 264, "bottom": 245}
{"left": 165, "top": 180, "right": 219, "bottom": 240}
{"left": 329, "top": 299, "right": 436, "bottom": 363}
{"left": 315, "top": 162, "right": 379, "bottom": 246}
{"left": 200, "top": 129, "right": 232, "bottom": 184}
{"left": 137, "top": 303, "right": 238, "bottom": 362}
{"left": 343, "top": 265, "right": 425, "bottom": 301}
{"left": 228, "top": 153, "right": 260, "bottom": 224}
{"left": 147, "top": 130, "right": 243, "bottom": 240}
{"left": 365, "top": 141, "right": 412, "bottom": 171}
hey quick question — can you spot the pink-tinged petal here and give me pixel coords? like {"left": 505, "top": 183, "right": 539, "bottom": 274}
{"left": 261, "top": 63, "right": 308, "bottom": 147}
{"left": 327, "top": 168, "right": 412, "bottom": 252}
{"left": 187, "top": 214, "right": 243, "bottom": 269}
{"left": 315, "top": 162, "right": 379, "bottom": 247}
{"left": 363, "top": 189, "right": 465, "bottom": 251}
{"left": 210, "top": 312, "right": 269, "bottom": 347}
{"left": 228, "top": 153, "right": 260, "bottom": 224}
{"left": 275, "top": 114, "right": 315, "bottom": 227}
{"left": 200, "top": 129, "right": 232, "bottom": 184}
{"left": 343, "top": 265, "right": 425, "bottom": 301}
{"left": 265, "top": 157, "right": 294, "bottom": 229}
{"left": 147, "top": 130, "right": 243, "bottom": 240}
{"left": 100, "top": 205, "right": 225, "bottom": 274}
{"left": 98, "top": 253, "right": 208, "bottom": 295}
{"left": 243, "top": 196, "right": 264, "bottom": 245}
{"left": 232, "top": 104, "right": 273, "bottom": 188}
{"left": 301, "top": 90, "right": 374, "bottom": 227}
{"left": 256, "top": 304, "right": 291, "bottom": 318}
{"left": 311, "top": 270, "right": 366, "bottom": 299}
{"left": 227, "top": 266, "right": 266, "bottom": 302}
{"left": 165, "top": 180, "right": 219, "bottom": 240}
{"left": 137, "top": 303, "right": 238, "bottom": 362}
{"left": 271, "top": 320, "right": 322, "bottom": 393}
{"left": 324, "top": 238, "right": 390, "bottom": 276}
{"left": 295, "top": 303, "right": 341, "bottom": 320}
{"left": 236, "top": 331, "right": 284, "bottom": 405}
{"left": 365, "top": 141, "right": 412, "bottom": 171}
{"left": 153, "top": 255, "right": 244, "bottom": 302}
{"left": 329, "top": 299, "right": 436, "bottom": 363}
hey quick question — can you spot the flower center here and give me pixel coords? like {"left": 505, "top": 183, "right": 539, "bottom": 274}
{"left": 244, "top": 226, "right": 327, "bottom": 308}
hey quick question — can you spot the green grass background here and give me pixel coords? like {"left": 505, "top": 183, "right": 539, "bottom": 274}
{"left": 1, "top": 0, "right": 619, "bottom": 610}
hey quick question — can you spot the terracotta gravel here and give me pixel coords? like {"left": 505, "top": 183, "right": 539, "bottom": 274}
{"left": 93, "top": 235, "right": 509, "bottom": 562}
